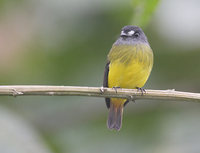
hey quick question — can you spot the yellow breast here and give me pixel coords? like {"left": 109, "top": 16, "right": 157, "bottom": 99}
{"left": 108, "top": 44, "right": 153, "bottom": 89}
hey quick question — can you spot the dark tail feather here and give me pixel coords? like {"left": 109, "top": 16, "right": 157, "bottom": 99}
{"left": 107, "top": 103, "right": 123, "bottom": 131}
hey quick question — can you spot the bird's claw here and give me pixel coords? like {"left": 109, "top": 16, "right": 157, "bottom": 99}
{"left": 136, "top": 87, "right": 146, "bottom": 96}
{"left": 112, "top": 86, "right": 121, "bottom": 93}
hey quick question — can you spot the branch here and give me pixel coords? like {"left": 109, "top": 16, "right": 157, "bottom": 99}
{"left": 0, "top": 85, "right": 199, "bottom": 102}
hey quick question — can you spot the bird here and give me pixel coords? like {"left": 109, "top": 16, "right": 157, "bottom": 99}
{"left": 103, "top": 25, "right": 153, "bottom": 131}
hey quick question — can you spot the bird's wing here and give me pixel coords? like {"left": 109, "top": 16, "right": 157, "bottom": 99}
{"left": 103, "top": 61, "right": 110, "bottom": 108}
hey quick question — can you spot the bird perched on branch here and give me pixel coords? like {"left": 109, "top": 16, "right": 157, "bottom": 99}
{"left": 103, "top": 25, "right": 153, "bottom": 131}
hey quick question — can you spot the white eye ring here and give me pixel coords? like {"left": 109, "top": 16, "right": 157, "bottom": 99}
{"left": 128, "top": 30, "right": 135, "bottom": 36}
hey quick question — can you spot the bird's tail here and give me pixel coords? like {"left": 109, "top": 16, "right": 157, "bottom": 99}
{"left": 107, "top": 102, "right": 124, "bottom": 131}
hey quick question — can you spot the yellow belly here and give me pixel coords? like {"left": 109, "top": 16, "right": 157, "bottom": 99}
{"left": 108, "top": 60, "right": 151, "bottom": 89}
{"left": 108, "top": 44, "right": 153, "bottom": 89}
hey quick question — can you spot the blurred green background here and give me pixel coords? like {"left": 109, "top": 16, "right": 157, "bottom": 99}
{"left": 0, "top": 0, "right": 200, "bottom": 153}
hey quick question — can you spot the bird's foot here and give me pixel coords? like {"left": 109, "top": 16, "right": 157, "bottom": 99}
{"left": 112, "top": 86, "right": 121, "bottom": 93}
{"left": 136, "top": 87, "right": 146, "bottom": 96}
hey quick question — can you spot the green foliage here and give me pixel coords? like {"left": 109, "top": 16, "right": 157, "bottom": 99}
{"left": 0, "top": 0, "right": 25, "bottom": 10}
{"left": 131, "top": 0, "right": 160, "bottom": 27}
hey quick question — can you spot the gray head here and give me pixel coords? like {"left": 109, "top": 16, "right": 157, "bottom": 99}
{"left": 114, "top": 25, "right": 149, "bottom": 45}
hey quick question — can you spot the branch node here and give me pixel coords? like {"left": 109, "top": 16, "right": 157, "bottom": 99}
{"left": 11, "top": 89, "right": 23, "bottom": 97}
{"left": 100, "top": 86, "right": 105, "bottom": 94}
{"left": 48, "top": 92, "right": 55, "bottom": 96}
{"left": 128, "top": 95, "right": 136, "bottom": 103}
{"left": 168, "top": 89, "right": 175, "bottom": 91}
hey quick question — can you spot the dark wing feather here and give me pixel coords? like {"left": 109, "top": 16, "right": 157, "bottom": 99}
{"left": 103, "top": 61, "right": 110, "bottom": 108}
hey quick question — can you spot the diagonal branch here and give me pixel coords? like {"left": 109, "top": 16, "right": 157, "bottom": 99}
{"left": 0, "top": 85, "right": 199, "bottom": 102}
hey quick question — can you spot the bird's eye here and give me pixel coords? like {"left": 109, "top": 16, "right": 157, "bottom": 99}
{"left": 134, "top": 32, "right": 139, "bottom": 37}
